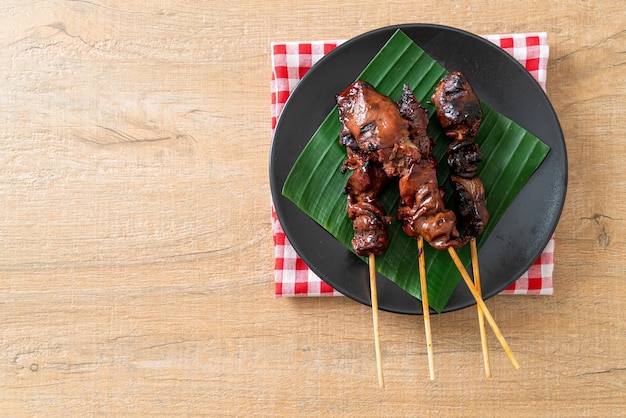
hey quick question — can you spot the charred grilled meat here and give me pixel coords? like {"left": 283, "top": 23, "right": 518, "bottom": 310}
{"left": 397, "top": 160, "right": 464, "bottom": 249}
{"left": 397, "top": 86, "right": 464, "bottom": 250}
{"left": 337, "top": 80, "right": 421, "bottom": 178}
{"left": 397, "top": 84, "right": 433, "bottom": 158}
{"left": 450, "top": 175, "right": 489, "bottom": 237}
{"left": 447, "top": 138, "right": 483, "bottom": 179}
{"left": 337, "top": 81, "right": 465, "bottom": 252}
{"left": 432, "top": 71, "right": 482, "bottom": 140}
{"left": 433, "top": 71, "right": 489, "bottom": 239}
{"left": 336, "top": 81, "right": 400, "bottom": 256}
{"left": 342, "top": 147, "right": 391, "bottom": 256}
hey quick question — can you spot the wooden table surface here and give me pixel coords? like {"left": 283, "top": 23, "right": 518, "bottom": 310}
{"left": 1, "top": 1, "right": 624, "bottom": 416}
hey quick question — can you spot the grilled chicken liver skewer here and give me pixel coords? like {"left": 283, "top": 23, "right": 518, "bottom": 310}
{"left": 336, "top": 81, "right": 398, "bottom": 257}
{"left": 337, "top": 80, "right": 406, "bottom": 386}
{"left": 396, "top": 85, "right": 464, "bottom": 250}
{"left": 433, "top": 71, "right": 496, "bottom": 376}
{"left": 432, "top": 71, "right": 489, "bottom": 239}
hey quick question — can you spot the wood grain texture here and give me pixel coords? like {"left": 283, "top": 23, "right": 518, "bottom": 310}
{"left": 1, "top": 0, "right": 624, "bottom": 416}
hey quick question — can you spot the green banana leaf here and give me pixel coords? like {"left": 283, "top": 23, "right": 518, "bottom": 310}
{"left": 282, "top": 29, "right": 550, "bottom": 312}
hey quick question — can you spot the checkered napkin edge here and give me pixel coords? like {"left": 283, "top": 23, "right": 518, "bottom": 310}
{"left": 271, "top": 32, "right": 553, "bottom": 297}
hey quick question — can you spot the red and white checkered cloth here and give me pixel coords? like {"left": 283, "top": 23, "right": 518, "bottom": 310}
{"left": 271, "top": 32, "right": 554, "bottom": 298}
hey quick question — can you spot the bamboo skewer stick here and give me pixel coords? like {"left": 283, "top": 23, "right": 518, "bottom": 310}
{"left": 471, "top": 239, "right": 492, "bottom": 378}
{"left": 417, "top": 237, "right": 436, "bottom": 380}
{"left": 447, "top": 248, "right": 520, "bottom": 370}
{"left": 368, "top": 254, "right": 384, "bottom": 388}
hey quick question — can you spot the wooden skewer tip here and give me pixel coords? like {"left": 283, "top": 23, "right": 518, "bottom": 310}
{"left": 471, "top": 239, "right": 492, "bottom": 378}
{"left": 418, "top": 237, "right": 436, "bottom": 380}
{"left": 447, "top": 247, "right": 520, "bottom": 370}
{"left": 368, "top": 254, "right": 384, "bottom": 387}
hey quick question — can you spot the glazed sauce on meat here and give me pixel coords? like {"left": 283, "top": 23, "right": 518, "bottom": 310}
{"left": 432, "top": 71, "right": 483, "bottom": 139}
{"left": 433, "top": 71, "right": 489, "bottom": 239}
{"left": 337, "top": 81, "right": 464, "bottom": 253}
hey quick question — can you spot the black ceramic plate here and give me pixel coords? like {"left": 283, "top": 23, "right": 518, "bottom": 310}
{"left": 269, "top": 24, "right": 567, "bottom": 314}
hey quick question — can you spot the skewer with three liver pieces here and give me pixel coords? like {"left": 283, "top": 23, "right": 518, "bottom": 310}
{"left": 338, "top": 80, "right": 409, "bottom": 387}
{"left": 337, "top": 80, "right": 430, "bottom": 384}
{"left": 396, "top": 82, "right": 518, "bottom": 374}
{"left": 340, "top": 140, "right": 391, "bottom": 387}
{"left": 433, "top": 71, "right": 519, "bottom": 374}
